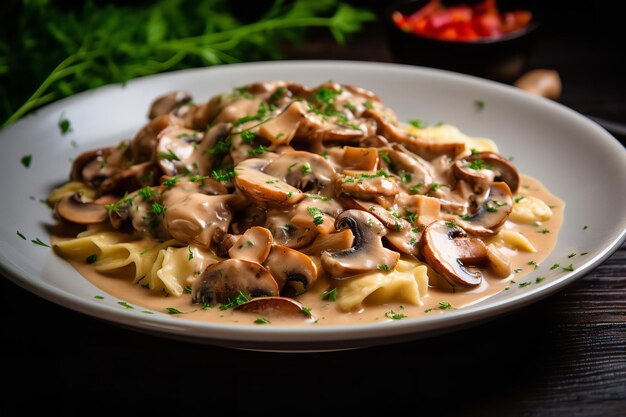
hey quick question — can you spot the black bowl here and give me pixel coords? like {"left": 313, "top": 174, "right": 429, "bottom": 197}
{"left": 384, "top": 0, "right": 541, "bottom": 83}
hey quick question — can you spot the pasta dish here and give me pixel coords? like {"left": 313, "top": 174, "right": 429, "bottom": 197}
{"left": 50, "top": 81, "right": 562, "bottom": 325}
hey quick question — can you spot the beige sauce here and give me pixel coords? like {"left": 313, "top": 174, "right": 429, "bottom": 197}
{"left": 55, "top": 174, "right": 563, "bottom": 327}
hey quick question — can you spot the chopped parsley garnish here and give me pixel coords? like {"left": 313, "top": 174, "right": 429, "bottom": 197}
{"left": 58, "top": 116, "right": 72, "bottom": 135}
{"left": 518, "top": 282, "right": 531, "bottom": 288}
{"left": 301, "top": 162, "right": 312, "bottom": 174}
{"left": 514, "top": 268, "right": 523, "bottom": 273}
{"left": 184, "top": 285, "right": 192, "bottom": 294}
{"left": 162, "top": 177, "right": 179, "bottom": 188}
{"left": 377, "top": 264, "right": 391, "bottom": 272}
{"left": 562, "top": 264, "right": 574, "bottom": 272}
{"left": 580, "top": 252, "right": 589, "bottom": 256}
{"left": 31, "top": 237, "right": 49, "bottom": 247}
{"left": 301, "top": 307, "right": 312, "bottom": 317}
{"left": 138, "top": 186, "right": 156, "bottom": 201}
{"left": 550, "top": 263, "right": 560, "bottom": 270}
{"left": 246, "top": 240, "right": 254, "bottom": 247}
{"left": 247, "top": 145, "right": 267, "bottom": 156}
{"left": 315, "top": 87, "right": 341, "bottom": 105}
{"left": 409, "top": 183, "right": 423, "bottom": 194}
{"left": 20, "top": 155, "right": 32, "bottom": 168}
{"left": 445, "top": 220, "right": 457, "bottom": 228}
{"left": 16, "top": 231, "right": 26, "bottom": 240}
{"left": 538, "top": 229, "right": 550, "bottom": 234}
{"left": 266, "top": 179, "right": 278, "bottom": 184}
{"left": 424, "top": 308, "right": 434, "bottom": 313}
{"left": 240, "top": 130, "right": 256, "bottom": 144}
{"left": 188, "top": 175, "right": 207, "bottom": 182}
{"left": 270, "top": 86, "right": 288, "bottom": 101}
{"left": 306, "top": 193, "right": 332, "bottom": 201}
{"left": 409, "top": 119, "right": 425, "bottom": 129}
{"left": 158, "top": 151, "right": 180, "bottom": 161}
{"left": 406, "top": 211, "right": 418, "bottom": 224}
{"left": 142, "top": 311, "right": 155, "bottom": 315}
{"left": 475, "top": 99, "right": 485, "bottom": 109}
{"left": 535, "top": 277, "right": 545, "bottom": 283}
{"left": 307, "top": 206, "right": 324, "bottom": 225}
{"left": 201, "top": 302, "right": 211, "bottom": 310}
{"left": 583, "top": 225, "right": 588, "bottom": 230}
{"left": 438, "top": 301, "right": 452, "bottom": 310}
{"left": 206, "top": 137, "right": 232, "bottom": 155}
{"left": 568, "top": 253, "right": 576, "bottom": 258}
{"left": 385, "top": 310, "right": 406, "bottom": 320}
{"left": 254, "top": 317, "right": 271, "bottom": 324}
{"left": 86, "top": 254, "right": 98, "bottom": 264}
{"left": 363, "top": 100, "right": 374, "bottom": 109}
{"left": 322, "top": 151, "right": 328, "bottom": 159}
{"left": 379, "top": 151, "right": 391, "bottom": 164}
{"left": 187, "top": 246, "right": 194, "bottom": 261}
{"left": 166, "top": 307, "right": 183, "bottom": 315}
{"left": 321, "top": 288, "right": 337, "bottom": 301}
{"left": 117, "top": 301, "right": 134, "bottom": 309}
{"left": 219, "top": 291, "right": 250, "bottom": 310}
{"left": 149, "top": 202, "right": 166, "bottom": 216}
{"left": 94, "top": 295, "right": 104, "bottom": 300}
{"left": 514, "top": 195, "right": 525, "bottom": 203}
{"left": 211, "top": 167, "right": 234, "bottom": 183}
{"left": 528, "top": 261, "right": 539, "bottom": 269}
{"left": 470, "top": 148, "right": 479, "bottom": 155}
{"left": 104, "top": 192, "right": 131, "bottom": 214}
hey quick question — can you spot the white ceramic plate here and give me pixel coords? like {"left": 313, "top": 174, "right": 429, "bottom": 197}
{"left": 1, "top": 61, "right": 625, "bottom": 351}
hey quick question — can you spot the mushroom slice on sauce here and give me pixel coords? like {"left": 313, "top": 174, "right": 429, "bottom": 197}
{"left": 191, "top": 259, "right": 279, "bottom": 305}
{"left": 341, "top": 146, "right": 379, "bottom": 172}
{"left": 321, "top": 210, "right": 400, "bottom": 279}
{"left": 263, "top": 245, "right": 317, "bottom": 296}
{"left": 362, "top": 109, "right": 465, "bottom": 161}
{"left": 156, "top": 127, "right": 203, "bottom": 176}
{"left": 265, "top": 211, "right": 318, "bottom": 249}
{"left": 148, "top": 91, "right": 192, "bottom": 119}
{"left": 300, "top": 229, "right": 355, "bottom": 256}
{"left": 452, "top": 159, "right": 495, "bottom": 194}
{"left": 257, "top": 101, "right": 306, "bottom": 145}
{"left": 99, "top": 162, "right": 158, "bottom": 194}
{"left": 70, "top": 147, "right": 114, "bottom": 184}
{"left": 455, "top": 182, "right": 513, "bottom": 236}
{"left": 235, "top": 297, "right": 312, "bottom": 319}
{"left": 336, "top": 174, "right": 399, "bottom": 200}
{"left": 55, "top": 192, "right": 109, "bottom": 225}
{"left": 463, "top": 152, "right": 520, "bottom": 193}
{"left": 130, "top": 115, "right": 179, "bottom": 163}
{"left": 228, "top": 226, "right": 273, "bottom": 264}
{"left": 234, "top": 158, "right": 305, "bottom": 208}
{"left": 264, "top": 150, "right": 336, "bottom": 193}
{"left": 420, "top": 220, "right": 489, "bottom": 288}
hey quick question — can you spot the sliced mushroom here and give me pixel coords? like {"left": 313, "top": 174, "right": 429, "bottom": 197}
{"left": 70, "top": 147, "right": 113, "bottom": 183}
{"left": 228, "top": 226, "right": 273, "bottom": 264}
{"left": 164, "top": 194, "right": 234, "bottom": 247}
{"left": 191, "top": 259, "right": 279, "bottom": 305}
{"left": 215, "top": 233, "right": 239, "bottom": 258}
{"left": 156, "top": 126, "right": 204, "bottom": 176}
{"left": 452, "top": 159, "right": 495, "bottom": 194}
{"left": 130, "top": 115, "right": 178, "bottom": 163}
{"left": 342, "top": 146, "right": 379, "bottom": 172}
{"left": 264, "top": 150, "right": 336, "bottom": 192}
{"left": 420, "top": 220, "right": 489, "bottom": 287}
{"left": 55, "top": 192, "right": 109, "bottom": 225}
{"left": 263, "top": 245, "right": 317, "bottom": 296}
{"left": 300, "top": 229, "right": 355, "bottom": 256}
{"left": 257, "top": 101, "right": 306, "bottom": 145}
{"left": 234, "top": 158, "right": 305, "bottom": 208}
{"left": 148, "top": 91, "right": 192, "bottom": 119}
{"left": 99, "top": 162, "right": 158, "bottom": 194}
{"left": 235, "top": 297, "right": 312, "bottom": 319}
{"left": 362, "top": 109, "right": 465, "bottom": 161}
{"left": 339, "top": 197, "right": 409, "bottom": 231}
{"left": 463, "top": 152, "right": 520, "bottom": 193}
{"left": 382, "top": 145, "right": 435, "bottom": 192}
{"left": 290, "top": 196, "right": 344, "bottom": 234}
{"left": 265, "top": 210, "right": 318, "bottom": 249}
{"left": 336, "top": 174, "right": 399, "bottom": 200}
{"left": 321, "top": 210, "right": 400, "bottom": 279}
{"left": 455, "top": 182, "right": 513, "bottom": 236}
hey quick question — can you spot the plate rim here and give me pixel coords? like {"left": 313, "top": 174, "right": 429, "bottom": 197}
{"left": 1, "top": 59, "right": 625, "bottom": 350}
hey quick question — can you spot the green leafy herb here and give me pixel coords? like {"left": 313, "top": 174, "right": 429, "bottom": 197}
{"left": 513, "top": 268, "right": 522, "bottom": 273}
{"left": 538, "top": 229, "right": 550, "bottom": 234}
{"left": 583, "top": 225, "right": 588, "bottom": 230}
{"left": 562, "top": 264, "right": 574, "bottom": 272}
{"left": 379, "top": 151, "right": 391, "bottom": 164}
{"left": 363, "top": 100, "right": 374, "bottom": 109}
{"left": 162, "top": 177, "right": 179, "bottom": 188}
{"left": 514, "top": 195, "right": 525, "bottom": 203}
{"left": 118, "top": 301, "right": 134, "bottom": 309}
{"left": 21, "top": 155, "right": 32, "bottom": 168}
{"left": 321, "top": 288, "right": 337, "bottom": 301}
{"left": 528, "top": 261, "right": 539, "bottom": 269}
{"left": 568, "top": 253, "right": 576, "bottom": 258}
{"left": 188, "top": 175, "right": 207, "bottom": 182}
{"left": 86, "top": 254, "right": 98, "bottom": 264}
{"left": 580, "top": 252, "right": 589, "bottom": 256}
{"left": 254, "top": 317, "right": 271, "bottom": 324}
{"left": 183, "top": 285, "right": 192, "bottom": 294}
{"left": 301, "top": 162, "right": 312, "bottom": 174}
{"left": 16, "top": 231, "right": 26, "bottom": 240}
{"left": 206, "top": 137, "right": 232, "bottom": 155}
{"left": 59, "top": 116, "right": 72, "bottom": 135}
{"left": 31, "top": 237, "right": 49, "bottom": 247}
{"left": 424, "top": 308, "right": 434, "bottom": 313}
{"left": 307, "top": 206, "right": 324, "bottom": 225}
{"left": 104, "top": 192, "right": 131, "bottom": 214}
{"left": 475, "top": 99, "right": 485, "bottom": 109}
{"left": 240, "top": 130, "right": 256, "bottom": 143}
{"left": 385, "top": 310, "right": 406, "bottom": 320}
{"left": 94, "top": 295, "right": 104, "bottom": 300}
{"left": 377, "top": 264, "right": 391, "bottom": 272}
{"left": 518, "top": 282, "right": 531, "bottom": 288}
{"left": 270, "top": 87, "right": 287, "bottom": 101}
{"left": 409, "top": 119, "right": 425, "bottom": 128}
{"left": 445, "top": 220, "right": 457, "bottom": 228}
{"left": 158, "top": 151, "right": 180, "bottom": 161}
{"left": 306, "top": 193, "right": 332, "bottom": 201}
{"left": 187, "top": 245, "right": 194, "bottom": 261}
{"left": 550, "top": 263, "right": 560, "bottom": 270}
{"left": 535, "top": 277, "right": 545, "bottom": 283}
{"left": 219, "top": 291, "right": 250, "bottom": 310}
{"left": 409, "top": 183, "right": 423, "bottom": 194}
{"left": 138, "top": 186, "right": 156, "bottom": 201}
{"left": 166, "top": 307, "right": 183, "bottom": 314}
{"left": 211, "top": 167, "right": 234, "bottom": 183}
{"left": 438, "top": 301, "right": 452, "bottom": 310}
{"left": 301, "top": 307, "right": 312, "bottom": 317}
{"left": 247, "top": 145, "right": 267, "bottom": 156}
{"left": 467, "top": 159, "right": 487, "bottom": 170}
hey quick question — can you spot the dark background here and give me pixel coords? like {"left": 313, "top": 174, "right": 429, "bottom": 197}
{"left": 1, "top": 1, "right": 624, "bottom": 415}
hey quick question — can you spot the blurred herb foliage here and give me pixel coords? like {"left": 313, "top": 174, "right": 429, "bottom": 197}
{"left": 0, "top": 0, "right": 374, "bottom": 127}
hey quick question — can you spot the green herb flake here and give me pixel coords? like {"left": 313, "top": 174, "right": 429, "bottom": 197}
{"left": 16, "top": 231, "right": 26, "bottom": 240}
{"left": 528, "top": 261, "right": 539, "bottom": 269}
{"left": 583, "top": 225, "right": 589, "bottom": 230}
{"left": 568, "top": 253, "right": 576, "bottom": 258}
{"left": 514, "top": 195, "right": 525, "bottom": 203}
{"left": 322, "top": 151, "right": 329, "bottom": 159}
{"left": 162, "top": 177, "right": 179, "bottom": 188}
{"left": 321, "top": 288, "right": 337, "bottom": 301}
{"left": 254, "top": 317, "right": 271, "bottom": 324}
{"left": 514, "top": 268, "right": 523, "bottom": 273}
{"left": 301, "top": 162, "right": 312, "bottom": 174}
{"left": 138, "top": 186, "right": 156, "bottom": 201}
{"left": 211, "top": 168, "right": 235, "bottom": 183}
{"left": 535, "top": 277, "right": 545, "bottom": 283}
{"left": 301, "top": 307, "right": 312, "bottom": 317}
{"left": 438, "top": 301, "right": 452, "bottom": 310}
{"left": 183, "top": 285, "right": 192, "bottom": 294}
{"left": 158, "top": 151, "right": 180, "bottom": 161}
{"left": 94, "top": 295, "right": 104, "bottom": 300}
{"left": 379, "top": 151, "right": 391, "bottom": 164}
{"left": 377, "top": 264, "right": 391, "bottom": 272}
{"left": 385, "top": 310, "right": 406, "bottom": 320}
{"left": 518, "top": 282, "right": 531, "bottom": 288}
{"left": 580, "top": 252, "right": 589, "bottom": 256}
{"left": 58, "top": 117, "right": 72, "bottom": 135}
{"left": 445, "top": 220, "right": 457, "bottom": 228}
{"left": 31, "top": 237, "right": 49, "bottom": 247}
{"left": 219, "top": 291, "right": 250, "bottom": 310}
{"left": 363, "top": 100, "right": 374, "bottom": 109}
{"left": 20, "top": 155, "right": 32, "bottom": 168}
{"left": 187, "top": 245, "right": 194, "bottom": 261}
{"left": 307, "top": 206, "right": 324, "bottom": 225}
{"left": 475, "top": 99, "right": 485, "bottom": 109}
{"left": 550, "top": 263, "right": 560, "bottom": 270}
{"left": 538, "top": 229, "right": 550, "bottom": 234}
{"left": 409, "top": 119, "right": 425, "bottom": 129}
{"left": 424, "top": 308, "right": 434, "bottom": 313}
{"left": 86, "top": 254, "right": 98, "bottom": 264}
{"left": 142, "top": 311, "right": 155, "bottom": 314}
{"left": 246, "top": 240, "right": 254, "bottom": 247}
{"left": 562, "top": 264, "right": 574, "bottom": 272}
{"left": 166, "top": 307, "right": 183, "bottom": 315}
{"left": 270, "top": 86, "right": 287, "bottom": 101}
{"left": 247, "top": 145, "right": 267, "bottom": 156}
{"left": 118, "top": 301, "right": 134, "bottom": 310}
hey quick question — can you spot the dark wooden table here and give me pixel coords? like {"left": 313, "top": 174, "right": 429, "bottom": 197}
{"left": 2, "top": 2, "right": 624, "bottom": 415}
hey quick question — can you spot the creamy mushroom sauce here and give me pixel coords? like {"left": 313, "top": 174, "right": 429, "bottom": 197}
{"left": 51, "top": 81, "right": 564, "bottom": 326}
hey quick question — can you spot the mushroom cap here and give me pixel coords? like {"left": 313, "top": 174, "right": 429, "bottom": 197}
{"left": 235, "top": 297, "right": 312, "bottom": 319}
{"left": 263, "top": 245, "right": 317, "bottom": 296}
{"left": 464, "top": 152, "right": 520, "bottom": 193}
{"left": 321, "top": 209, "right": 400, "bottom": 279}
{"left": 420, "top": 220, "right": 489, "bottom": 288}
{"left": 156, "top": 127, "right": 203, "bottom": 176}
{"left": 264, "top": 150, "right": 336, "bottom": 192}
{"left": 55, "top": 192, "right": 108, "bottom": 225}
{"left": 228, "top": 226, "right": 273, "bottom": 264}
{"left": 234, "top": 158, "right": 305, "bottom": 208}
{"left": 148, "top": 91, "right": 192, "bottom": 119}
{"left": 455, "top": 182, "right": 513, "bottom": 236}
{"left": 99, "top": 162, "right": 157, "bottom": 194}
{"left": 192, "top": 259, "right": 279, "bottom": 305}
